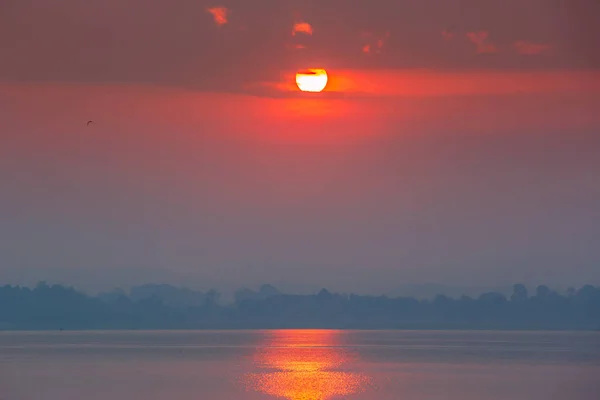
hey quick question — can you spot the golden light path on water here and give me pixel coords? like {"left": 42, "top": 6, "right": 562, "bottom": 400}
{"left": 243, "top": 330, "right": 371, "bottom": 400}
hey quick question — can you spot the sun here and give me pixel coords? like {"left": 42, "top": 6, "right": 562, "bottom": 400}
{"left": 295, "top": 69, "right": 328, "bottom": 93}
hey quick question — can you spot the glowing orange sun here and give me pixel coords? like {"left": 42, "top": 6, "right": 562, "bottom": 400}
{"left": 296, "top": 69, "right": 328, "bottom": 93}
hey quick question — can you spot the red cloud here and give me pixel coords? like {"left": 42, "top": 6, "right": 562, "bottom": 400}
{"left": 292, "top": 21, "right": 313, "bottom": 36}
{"left": 466, "top": 31, "right": 498, "bottom": 54}
{"left": 361, "top": 31, "right": 390, "bottom": 55}
{"left": 514, "top": 41, "right": 551, "bottom": 55}
{"left": 285, "top": 43, "right": 306, "bottom": 50}
{"left": 207, "top": 6, "right": 228, "bottom": 26}
{"left": 441, "top": 30, "right": 455, "bottom": 41}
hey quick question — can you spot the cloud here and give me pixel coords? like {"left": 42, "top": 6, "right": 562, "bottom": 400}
{"left": 361, "top": 32, "right": 390, "bottom": 55}
{"left": 207, "top": 6, "right": 228, "bottom": 26}
{"left": 292, "top": 21, "right": 313, "bottom": 36}
{"left": 285, "top": 43, "right": 306, "bottom": 50}
{"left": 466, "top": 31, "right": 498, "bottom": 54}
{"left": 514, "top": 40, "right": 551, "bottom": 55}
{"left": 250, "top": 69, "right": 600, "bottom": 98}
{"left": 289, "top": 21, "right": 313, "bottom": 50}
{"left": 441, "top": 30, "right": 455, "bottom": 41}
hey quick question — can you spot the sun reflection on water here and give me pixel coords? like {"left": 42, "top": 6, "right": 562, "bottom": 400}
{"left": 243, "top": 330, "right": 370, "bottom": 400}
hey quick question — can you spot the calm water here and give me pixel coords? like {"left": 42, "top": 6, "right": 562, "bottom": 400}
{"left": 1, "top": 330, "right": 599, "bottom": 399}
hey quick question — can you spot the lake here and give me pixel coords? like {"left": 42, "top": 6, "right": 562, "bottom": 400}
{"left": 1, "top": 330, "right": 599, "bottom": 399}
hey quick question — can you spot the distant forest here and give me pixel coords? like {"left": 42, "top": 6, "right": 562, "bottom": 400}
{"left": 0, "top": 282, "right": 599, "bottom": 330}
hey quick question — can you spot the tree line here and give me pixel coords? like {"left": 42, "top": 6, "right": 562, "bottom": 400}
{"left": 0, "top": 282, "right": 598, "bottom": 330}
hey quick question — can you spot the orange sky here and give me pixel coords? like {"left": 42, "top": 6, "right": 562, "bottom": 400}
{"left": 253, "top": 69, "right": 600, "bottom": 97}
{"left": 1, "top": 78, "right": 600, "bottom": 291}
{"left": 1, "top": 1, "right": 600, "bottom": 292}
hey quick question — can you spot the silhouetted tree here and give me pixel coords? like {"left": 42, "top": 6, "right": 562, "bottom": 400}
{"left": 205, "top": 289, "right": 220, "bottom": 306}
{"left": 1, "top": 282, "right": 599, "bottom": 330}
{"left": 535, "top": 285, "right": 551, "bottom": 298}
{"left": 259, "top": 284, "right": 281, "bottom": 298}
{"left": 511, "top": 284, "right": 528, "bottom": 302}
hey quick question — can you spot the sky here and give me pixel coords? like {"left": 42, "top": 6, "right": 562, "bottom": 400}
{"left": 1, "top": 0, "right": 599, "bottom": 295}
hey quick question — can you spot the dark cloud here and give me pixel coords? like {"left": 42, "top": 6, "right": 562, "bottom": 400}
{"left": 441, "top": 30, "right": 456, "bottom": 41}
{"left": 514, "top": 40, "right": 552, "bottom": 55}
{"left": 0, "top": 0, "right": 598, "bottom": 90}
{"left": 361, "top": 31, "right": 390, "bottom": 55}
{"left": 466, "top": 31, "right": 499, "bottom": 54}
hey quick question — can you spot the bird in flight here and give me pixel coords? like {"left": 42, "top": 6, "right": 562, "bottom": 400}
{"left": 86, "top": 120, "right": 93, "bottom": 127}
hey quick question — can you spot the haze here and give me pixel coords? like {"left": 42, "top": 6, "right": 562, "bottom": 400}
{"left": 1, "top": 0, "right": 599, "bottom": 294}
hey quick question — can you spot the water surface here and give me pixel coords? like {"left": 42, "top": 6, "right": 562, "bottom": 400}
{"left": 1, "top": 330, "right": 599, "bottom": 399}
